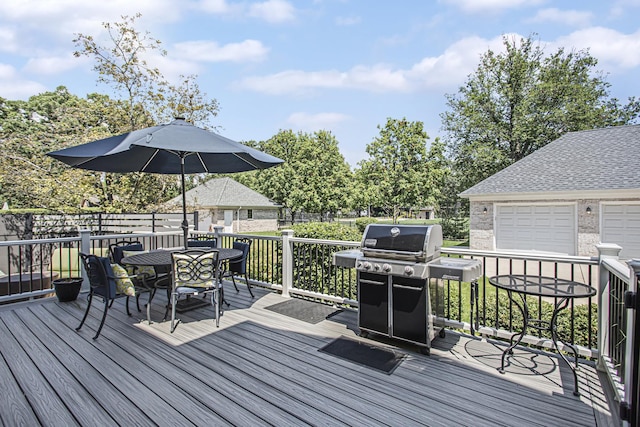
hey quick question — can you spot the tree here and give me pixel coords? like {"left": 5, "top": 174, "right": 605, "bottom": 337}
{"left": 69, "top": 14, "right": 220, "bottom": 211}
{"left": 441, "top": 34, "right": 640, "bottom": 193}
{"left": 357, "top": 118, "right": 430, "bottom": 223}
{"left": 246, "top": 130, "right": 353, "bottom": 223}
{"left": 0, "top": 88, "right": 183, "bottom": 211}
{"left": 73, "top": 13, "right": 163, "bottom": 131}
{"left": 73, "top": 14, "right": 219, "bottom": 130}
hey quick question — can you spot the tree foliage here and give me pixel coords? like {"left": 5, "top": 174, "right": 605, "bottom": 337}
{"left": 241, "top": 130, "right": 353, "bottom": 223}
{"left": 1, "top": 15, "right": 224, "bottom": 212}
{"left": 356, "top": 118, "right": 432, "bottom": 223}
{"left": 0, "top": 88, "right": 183, "bottom": 211}
{"left": 73, "top": 14, "right": 219, "bottom": 131}
{"left": 441, "top": 34, "right": 640, "bottom": 193}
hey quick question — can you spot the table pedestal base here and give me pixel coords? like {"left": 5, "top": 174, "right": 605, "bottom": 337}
{"left": 499, "top": 293, "right": 582, "bottom": 396}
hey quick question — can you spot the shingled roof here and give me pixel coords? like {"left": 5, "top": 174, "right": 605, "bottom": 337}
{"left": 460, "top": 125, "right": 640, "bottom": 198}
{"left": 166, "top": 177, "right": 279, "bottom": 208}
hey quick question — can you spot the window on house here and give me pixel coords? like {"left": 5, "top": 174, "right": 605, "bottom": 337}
{"left": 247, "top": 209, "right": 253, "bottom": 219}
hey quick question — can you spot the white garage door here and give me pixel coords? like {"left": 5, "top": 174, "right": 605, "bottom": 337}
{"left": 496, "top": 204, "right": 576, "bottom": 255}
{"left": 601, "top": 203, "right": 640, "bottom": 259}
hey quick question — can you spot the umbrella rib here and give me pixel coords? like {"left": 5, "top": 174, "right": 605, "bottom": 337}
{"left": 141, "top": 149, "right": 161, "bottom": 171}
{"left": 233, "top": 153, "right": 260, "bottom": 169}
{"left": 196, "top": 153, "right": 209, "bottom": 173}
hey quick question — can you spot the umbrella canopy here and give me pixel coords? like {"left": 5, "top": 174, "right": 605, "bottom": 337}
{"left": 47, "top": 118, "right": 284, "bottom": 246}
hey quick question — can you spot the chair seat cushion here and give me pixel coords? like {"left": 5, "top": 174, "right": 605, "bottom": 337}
{"left": 122, "top": 250, "right": 157, "bottom": 278}
{"left": 176, "top": 285, "right": 214, "bottom": 295}
{"left": 111, "top": 263, "right": 136, "bottom": 297}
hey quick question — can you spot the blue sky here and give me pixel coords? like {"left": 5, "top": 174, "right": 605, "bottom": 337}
{"left": 1, "top": 0, "right": 639, "bottom": 168}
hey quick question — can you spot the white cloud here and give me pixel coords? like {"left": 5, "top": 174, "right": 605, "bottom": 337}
{"left": 237, "top": 65, "right": 410, "bottom": 95}
{"left": 236, "top": 27, "right": 640, "bottom": 98}
{"left": 0, "top": 27, "right": 19, "bottom": 53}
{"left": 0, "top": 0, "right": 180, "bottom": 34}
{"left": 553, "top": 27, "right": 640, "bottom": 70}
{"left": 0, "top": 63, "right": 47, "bottom": 99}
{"left": 173, "top": 39, "right": 269, "bottom": 63}
{"left": 287, "top": 112, "right": 350, "bottom": 131}
{"left": 442, "top": 0, "right": 545, "bottom": 13}
{"left": 249, "top": 0, "right": 296, "bottom": 23}
{"left": 23, "top": 54, "right": 82, "bottom": 75}
{"left": 236, "top": 34, "right": 508, "bottom": 95}
{"left": 528, "top": 8, "right": 593, "bottom": 28}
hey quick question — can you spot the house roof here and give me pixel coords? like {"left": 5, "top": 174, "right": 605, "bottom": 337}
{"left": 166, "top": 177, "right": 280, "bottom": 209}
{"left": 460, "top": 125, "right": 640, "bottom": 198}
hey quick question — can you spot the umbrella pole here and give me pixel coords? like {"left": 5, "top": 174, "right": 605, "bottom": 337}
{"left": 181, "top": 155, "right": 189, "bottom": 249}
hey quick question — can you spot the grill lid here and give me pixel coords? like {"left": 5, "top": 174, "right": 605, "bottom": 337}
{"left": 360, "top": 224, "right": 442, "bottom": 261}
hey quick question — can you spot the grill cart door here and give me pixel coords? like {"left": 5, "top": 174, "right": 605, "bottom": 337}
{"left": 358, "top": 272, "right": 389, "bottom": 336}
{"left": 392, "top": 276, "right": 428, "bottom": 345}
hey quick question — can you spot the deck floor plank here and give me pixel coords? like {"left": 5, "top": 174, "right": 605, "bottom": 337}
{"left": 0, "top": 310, "right": 81, "bottom": 426}
{"left": 0, "top": 286, "right": 617, "bottom": 427}
{"left": 2, "top": 309, "right": 119, "bottom": 427}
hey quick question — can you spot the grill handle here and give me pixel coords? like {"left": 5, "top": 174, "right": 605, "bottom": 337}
{"left": 359, "top": 278, "right": 386, "bottom": 286}
{"left": 392, "top": 284, "right": 424, "bottom": 291}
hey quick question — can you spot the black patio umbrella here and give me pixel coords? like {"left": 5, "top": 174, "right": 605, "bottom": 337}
{"left": 47, "top": 118, "right": 284, "bottom": 247}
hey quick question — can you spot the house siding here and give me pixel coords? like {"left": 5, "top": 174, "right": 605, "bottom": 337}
{"left": 197, "top": 208, "right": 278, "bottom": 232}
{"left": 469, "top": 202, "right": 494, "bottom": 251}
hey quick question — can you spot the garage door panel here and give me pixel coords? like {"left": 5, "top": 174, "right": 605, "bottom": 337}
{"left": 601, "top": 204, "right": 640, "bottom": 259}
{"left": 603, "top": 205, "right": 626, "bottom": 215}
{"left": 496, "top": 204, "right": 575, "bottom": 255}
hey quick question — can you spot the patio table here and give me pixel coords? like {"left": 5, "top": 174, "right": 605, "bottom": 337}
{"left": 121, "top": 248, "right": 243, "bottom": 316}
{"left": 121, "top": 248, "right": 242, "bottom": 269}
{"left": 488, "top": 274, "right": 596, "bottom": 396}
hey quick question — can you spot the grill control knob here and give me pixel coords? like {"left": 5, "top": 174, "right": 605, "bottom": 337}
{"left": 404, "top": 266, "right": 414, "bottom": 276}
{"left": 362, "top": 261, "right": 372, "bottom": 270}
{"left": 373, "top": 263, "right": 381, "bottom": 271}
{"left": 382, "top": 263, "right": 392, "bottom": 272}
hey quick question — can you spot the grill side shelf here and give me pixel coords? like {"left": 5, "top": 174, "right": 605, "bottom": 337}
{"left": 427, "top": 258, "right": 482, "bottom": 282}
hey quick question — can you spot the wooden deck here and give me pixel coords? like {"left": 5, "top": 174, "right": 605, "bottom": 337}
{"left": 0, "top": 285, "right": 619, "bottom": 426}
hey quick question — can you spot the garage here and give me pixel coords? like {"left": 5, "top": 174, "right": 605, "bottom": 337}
{"left": 601, "top": 203, "right": 640, "bottom": 259}
{"left": 495, "top": 204, "right": 576, "bottom": 255}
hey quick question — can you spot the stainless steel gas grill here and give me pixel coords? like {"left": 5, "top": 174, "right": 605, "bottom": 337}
{"left": 333, "top": 223, "right": 482, "bottom": 354}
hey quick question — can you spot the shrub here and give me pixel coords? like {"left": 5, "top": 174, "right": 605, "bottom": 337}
{"left": 292, "top": 222, "right": 362, "bottom": 242}
{"left": 355, "top": 217, "right": 377, "bottom": 233}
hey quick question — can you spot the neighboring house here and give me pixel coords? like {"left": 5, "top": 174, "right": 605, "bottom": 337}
{"left": 165, "top": 177, "right": 280, "bottom": 232}
{"left": 416, "top": 207, "right": 435, "bottom": 220}
{"left": 460, "top": 125, "right": 640, "bottom": 259}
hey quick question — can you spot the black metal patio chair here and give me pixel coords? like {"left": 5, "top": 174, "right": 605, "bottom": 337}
{"left": 77, "top": 253, "right": 146, "bottom": 339}
{"left": 170, "top": 249, "right": 224, "bottom": 333}
{"left": 221, "top": 238, "right": 253, "bottom": 298}
{"left": 109, "top": 240, "right": 169, "bottom": 319}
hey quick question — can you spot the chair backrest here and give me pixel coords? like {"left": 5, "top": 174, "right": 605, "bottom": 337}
{"left": 229, "top": 239, "right": 251, "bottom": 274}
{"left": 80, "top": 253, "right": 117, "bottom": 299}
{"left": 187, "top": 238, "right": 217, "bottom": 248}
{"left": 110, "top": 241, "right": 143, "bottom": 264}
{"left": 172, "top": 249, "right": 220, "bottom": 288}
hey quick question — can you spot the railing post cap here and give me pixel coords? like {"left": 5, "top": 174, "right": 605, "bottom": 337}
{"left": 596, "top": 243, "right": 623, "bottom": 258}
{"left": 281, "top": 229, "right": 294, "bottom": 236}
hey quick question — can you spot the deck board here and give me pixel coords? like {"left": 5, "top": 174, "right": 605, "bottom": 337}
{"left": 0, "top": 285, "right": 618, "bottom": 427}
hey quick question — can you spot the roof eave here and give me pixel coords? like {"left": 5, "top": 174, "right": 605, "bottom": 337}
{"left": 461, "top": 188, "right": 640, "bottom": 202}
